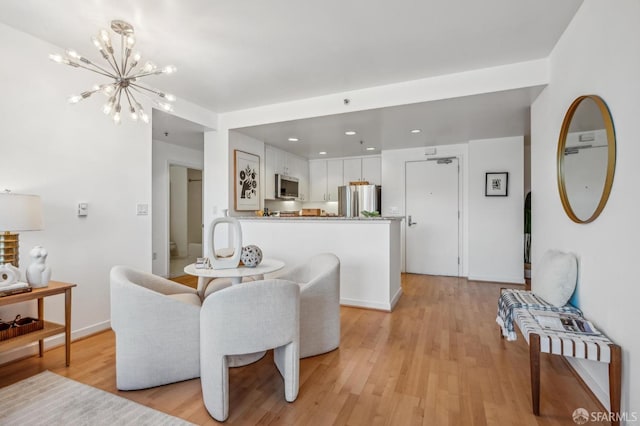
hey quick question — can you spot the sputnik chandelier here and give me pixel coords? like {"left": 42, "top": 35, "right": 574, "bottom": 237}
{"left": 49, "top": 20, "right": 176, "bottom": 124}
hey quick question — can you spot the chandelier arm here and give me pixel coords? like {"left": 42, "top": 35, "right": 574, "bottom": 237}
{"left": 105, "top": 42, "right": 123, "bottom": 77}
{"left": 128, "top": 85, "right": 152, "bottom": 100}
{"left": 129, "top": 83, "right": 164, "bottom": 97}
{"left": 120, "top": 34, "right": 126, "bottom": 77}
{"left": 127, "top": 71, "right": 161, "bottom": 79}
{"left": 126, "top": 87, "right": 141, "bottom": 106}
{"left": 123, "top": 54, "right": 130, "bottom": 77}
{"left": 123, "top": 87, "right": 135, "bottom": 109}
{"left": 79, "top": 57, "right": 119, "bottom": 79}
{"left": 72, "top": 62, "right": 118, "bottom": 79}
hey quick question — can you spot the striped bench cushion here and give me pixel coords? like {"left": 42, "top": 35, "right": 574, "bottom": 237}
{"left": 513, "top": 308, "right": 613, "bottom": 363}
{"left": 496, "top": 289, "right": 582, "bottom": 341}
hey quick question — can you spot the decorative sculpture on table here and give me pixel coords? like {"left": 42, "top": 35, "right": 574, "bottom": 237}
{"left": 26, "top": 246, "right": 52, "bottom": 288}
{"left": 209, "top": 216, "right": 243, "bottom": 269}
{"left": 241, "top": 245, "right": 263, "bottom": 267}
{"left": 0, "top": 263, "right": 20, "bottom": 286}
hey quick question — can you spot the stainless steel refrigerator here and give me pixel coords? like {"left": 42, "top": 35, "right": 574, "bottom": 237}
{"left": 338, "top": 185, "right": 381, "bottom": 217}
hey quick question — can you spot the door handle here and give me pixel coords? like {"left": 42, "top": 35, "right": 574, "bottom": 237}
{"left": 408, "top": 215, "right": 418, "bottom": 227}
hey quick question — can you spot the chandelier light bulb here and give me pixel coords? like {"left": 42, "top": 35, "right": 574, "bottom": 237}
{"left": 65, "top": 49, "right": 80, "bottom": 59}
{"left": 158, "top": 102, "right": 173, "bottom": 112}
{"left": 99, "top": 29, "right": 112, "bottom": 49}
{"left": 143, "top": 61, "right": 156, "bottom": 73}
{"left": 49, "top": 53, "right": 63, "bottom": 63}
{"left": 51, "top": 20, "right": 175, "bottom": 124}
{"left": 113, "top": 104, "right": 122, "bottom": 124}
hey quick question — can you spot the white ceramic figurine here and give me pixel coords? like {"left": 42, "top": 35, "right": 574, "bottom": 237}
{"left": 26, "top": 246, "right": 52, "bottom": 288}
{"left": 0, "top": 263, "right": 20, "bottom": 286}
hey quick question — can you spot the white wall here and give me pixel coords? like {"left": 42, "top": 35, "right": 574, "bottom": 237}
{"left": 0, "top": 23, "right": 216, "bottom": 363}
{"left": 151, "top": 140, "right": 204, "bottom": 277}
{"left": 468, "top": 136, "right": 524, "bottom": 283}
{"left": 0, "top": 23, "right": 151, "bottom": 350}
{"left": 531, "top": 0, "right": 640, "bottom": 412}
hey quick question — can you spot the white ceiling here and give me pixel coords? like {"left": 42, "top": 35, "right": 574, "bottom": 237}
{"left": 0, "top": 0, "right": 582, "bottom": 113}
{"left": 0, "top": 1, "right": 582, "bottom": 156}
{"left": 152, "top": 109, "right": 206, "bottom": 151}
{"left": 235, "top": 87, "right": 543, "bottom": 159}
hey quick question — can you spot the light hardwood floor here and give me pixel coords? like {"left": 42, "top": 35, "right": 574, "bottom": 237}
{"left": 0, "top": 274, "right": 603, "bottom": 425}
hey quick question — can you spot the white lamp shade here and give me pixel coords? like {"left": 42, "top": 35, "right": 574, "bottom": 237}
{"left": 0, "top": 193, "right": 43, "bottom": 231}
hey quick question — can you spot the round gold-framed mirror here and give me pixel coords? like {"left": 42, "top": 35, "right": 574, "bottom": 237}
{"left": 557, "top": 95, "right": 616, "bottom": 223}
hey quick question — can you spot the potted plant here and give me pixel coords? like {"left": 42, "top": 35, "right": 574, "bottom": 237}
{"left": 524, "top": 192, "right": 532, "bottom": 285}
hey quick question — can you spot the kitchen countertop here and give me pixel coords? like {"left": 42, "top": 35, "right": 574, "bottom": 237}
{"left": 239, "top": 216, "right": 403, "bottom": 221}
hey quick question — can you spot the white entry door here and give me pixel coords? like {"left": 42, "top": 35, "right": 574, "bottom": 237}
{"left": 405, "top": 158, "right": 460, "bottom": 276}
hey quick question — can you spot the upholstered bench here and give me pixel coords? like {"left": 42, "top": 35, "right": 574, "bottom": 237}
{"left": 497, "top": 250, "right": 621, "bottom": 425}
{"left": 512, "top": 307, "right": 621, "bottom": 426}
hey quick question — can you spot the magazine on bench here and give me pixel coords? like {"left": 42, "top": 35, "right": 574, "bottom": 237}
{"left": 530, "top": 310, "right": 600, "bottom": 335}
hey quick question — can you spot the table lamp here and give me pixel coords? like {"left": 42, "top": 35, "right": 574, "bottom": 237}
{"left": 0, "top": 191, "right": 43, "bottom": 268}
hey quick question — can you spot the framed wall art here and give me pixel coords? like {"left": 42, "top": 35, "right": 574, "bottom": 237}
{"left": 485, "top": 172, "right": 508, "bottom": 197}
{"left": 234, "top": 150, "right": 260, "bottom": 211}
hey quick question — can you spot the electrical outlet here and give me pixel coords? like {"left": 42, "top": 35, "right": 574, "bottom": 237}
{"left": 136, "top": 204, "right": 149, "bottom": 216}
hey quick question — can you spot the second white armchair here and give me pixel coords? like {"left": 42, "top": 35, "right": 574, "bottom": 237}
{"left": 270, "top": 253, "right": 340, "bottom": 358}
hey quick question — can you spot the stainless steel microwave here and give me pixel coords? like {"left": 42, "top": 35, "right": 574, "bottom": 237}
{"left": 275, "top": 174, "right": 299, "bottom": 199}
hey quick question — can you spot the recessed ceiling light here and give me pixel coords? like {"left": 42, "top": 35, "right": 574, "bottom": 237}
{"left": 345, "top": 130, "right": 357, "bottom": 136}
{"left": 319, "top": 151, "right": 327, "bottom": 155}
{"left": 366, "top": 147, "right": 376, "bottom": 151}
{"left": 287, "top": 137, "right": 299, "bottom": 142}
{"left": 411, "top": 129, "right": 422, "bottom": 134}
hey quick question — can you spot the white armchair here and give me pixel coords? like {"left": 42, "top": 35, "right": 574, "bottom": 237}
{"left": 200, "top": 279, "right": 300, "bottom": 422}
{"left": 110, "top": 266, "right": 202, "bottom": 390}
{"left": 270, "top": 253, "right": 340, "bottom": 358}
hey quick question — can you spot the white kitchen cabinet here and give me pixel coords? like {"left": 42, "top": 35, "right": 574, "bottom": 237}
{"left": 309, "top": 159, "right": 343, "bottom": 201}
{"left": 265, "top": 146, "right": 277, "bottom": 199}
{"left": 342, "top": 158, "right": 362, "bottom": 185}
{"left": 326, "top": 160, "right": 343, "bottom": 201}
{"left": 362, "top": 156, "right": 381, "bottom": 185}
{"left": 341, "top": 156, "right": 381, "bottom": 185}
{"left": 309, "top": 160, "right": 327, "bottom": 201}
{"left": 265, "top": 144, "right": 309, "bottom": 200}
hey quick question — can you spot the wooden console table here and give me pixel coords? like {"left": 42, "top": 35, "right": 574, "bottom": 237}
{"left": 0, "top": 281, "right": 76, "bottom": 366}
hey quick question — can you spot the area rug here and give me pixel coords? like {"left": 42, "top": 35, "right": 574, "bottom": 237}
{"left": 0, "top": 371, "right": 195, "bottom": 425}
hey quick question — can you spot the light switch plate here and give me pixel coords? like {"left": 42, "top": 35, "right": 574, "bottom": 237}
{"left": 78, "top": 203, "right": 88, "bottom": 217}
{"left": 136, "top": 204, "right": 149, "bottom": 216}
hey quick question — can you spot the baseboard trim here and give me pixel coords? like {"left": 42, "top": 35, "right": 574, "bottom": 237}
{"left": 340, "top": 298, "right": 392, "bottom": 312}
{"left": 468, "top": 274, "right": 525, "bottom": 284}
{"left": 390, "top": 287, "right": 403, "bottom": 311}
{"left": 0, "top": 320, "right": 111, "bottom": 366}
{"left": 563, "top": 357, "right": 609, "bottom": 411}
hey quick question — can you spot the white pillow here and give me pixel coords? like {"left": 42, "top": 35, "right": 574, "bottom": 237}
{"left": 531, "top": 250, "right": 577, "bottom": 307}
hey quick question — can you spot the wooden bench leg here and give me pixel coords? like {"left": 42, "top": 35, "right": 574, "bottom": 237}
{"left": 609, "top": 344, "right": 621, "bottom": 426}
{"left": 530, "top": 333, "right": 541, "bottom": 416}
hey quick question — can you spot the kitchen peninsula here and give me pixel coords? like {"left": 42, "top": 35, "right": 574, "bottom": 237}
{"left": 239, "top": 216, "right": 402, "bottom": 311}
